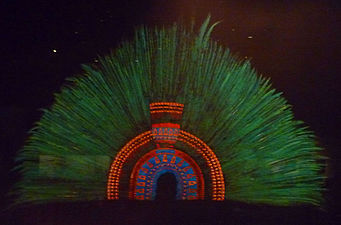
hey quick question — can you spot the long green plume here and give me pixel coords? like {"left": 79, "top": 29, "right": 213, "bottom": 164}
{"left": 12, "top": 17, "right": 325, "bottom": 206}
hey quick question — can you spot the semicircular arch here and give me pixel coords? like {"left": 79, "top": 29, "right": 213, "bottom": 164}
{"left": 107, "top": 130, "right": 225, "bottom": 200}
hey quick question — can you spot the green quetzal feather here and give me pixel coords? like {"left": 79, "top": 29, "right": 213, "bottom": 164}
{"left": 13, "top": 17, "right": 325, "bottom": 206}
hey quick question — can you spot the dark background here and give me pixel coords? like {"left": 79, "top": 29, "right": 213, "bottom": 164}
{"left": 1, "top": 0, "right": 340, "bottom": 224}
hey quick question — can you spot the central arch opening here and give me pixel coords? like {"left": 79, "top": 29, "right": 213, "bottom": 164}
{"left": 127, "top": 148, "right": 207, "bottom": 200}
{"left": 155, "top": 172, "right": 177, "bottom": 200}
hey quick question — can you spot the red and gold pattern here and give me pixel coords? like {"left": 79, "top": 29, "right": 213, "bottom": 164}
{"left": 151, "top": 123, "right": 180, "bottom": 144}
{"left": 150, "top": 102, "right": 184, "bottom": 120}
{"left": 150, "top": 102, "right": 184, "bottom": 113}
{"left": 107, "top": 130, "right": 225, "bottom": 200}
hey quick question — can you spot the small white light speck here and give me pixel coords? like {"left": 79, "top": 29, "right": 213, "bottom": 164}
{"left": 52, "top": 49, "right": 57, "bottom": 53}
{"left": 248, "top": 36, "right": 253, "bottom": 39}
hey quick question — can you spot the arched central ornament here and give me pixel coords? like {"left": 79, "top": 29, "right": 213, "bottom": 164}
{"left": 129, "top": 148, "right": 205, "bottom": 200}
{"left": 107, "top": 102, "right": 225, "bottom": 200}
{"left": 129, "top": 102, "right": 206, "bottom": 200}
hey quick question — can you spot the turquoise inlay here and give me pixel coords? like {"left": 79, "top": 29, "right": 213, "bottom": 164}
{"left": 155, "top": 149, "right": 175, "bottom": 154}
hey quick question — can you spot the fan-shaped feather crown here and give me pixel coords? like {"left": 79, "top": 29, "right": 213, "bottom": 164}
{"left": 13, "top": 17, "right": 325, "bottom": 206}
